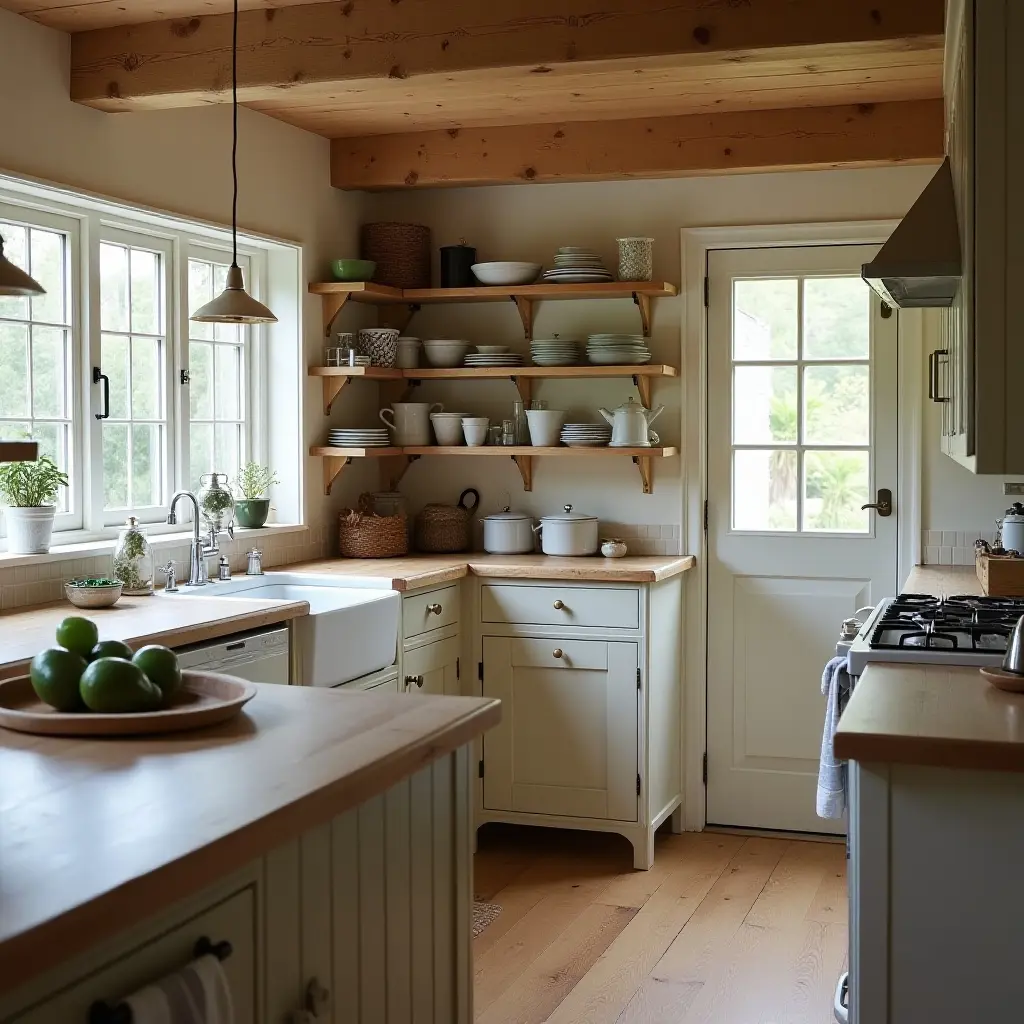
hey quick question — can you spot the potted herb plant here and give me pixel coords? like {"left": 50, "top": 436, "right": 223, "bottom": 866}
{"left": 0, "top": 455, "right": 69, "bottom": 554}
{"left": 233, "top": 462, "right": 279, "bottom": 529}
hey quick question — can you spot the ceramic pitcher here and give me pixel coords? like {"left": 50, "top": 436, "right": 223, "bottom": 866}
{"left": 379, "top": 402, "right": 444, "bottom": 446}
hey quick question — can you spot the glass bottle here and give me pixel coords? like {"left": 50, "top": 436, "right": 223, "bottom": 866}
{"left": 113, "top": 516, "right": 155, "bottom": 595}
{"left": 197, "top": 472, "right": 236, "bottom": 536}
{"left": 513, "top": 400, "right": 529, "bottom": 444}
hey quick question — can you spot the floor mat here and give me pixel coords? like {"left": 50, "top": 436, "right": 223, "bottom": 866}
{"left": 472, "top": 901, "right": 502, "bottom": 937}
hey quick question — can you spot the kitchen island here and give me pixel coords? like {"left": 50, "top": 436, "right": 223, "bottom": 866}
{"left": 0, "top": 683, "right": 500, "bottom": 1022}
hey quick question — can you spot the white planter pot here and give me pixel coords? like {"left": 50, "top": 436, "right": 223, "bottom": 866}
{"left": 5, "top": 505, "right": 57, "bottom": 554}
{"left": 534, "top": 504, "right": 599, "bottom": 556}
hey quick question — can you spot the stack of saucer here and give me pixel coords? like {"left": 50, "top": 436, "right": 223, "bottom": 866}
{"left": 560, "top": 422, "right": 613, "bottom": 448}
{"left": 327, "top": 427, "right": 391, "bottom": 448}
{"left": 464, "top": 350, "right": 525, "bottom": 368}
{"left": 541, "top": 247, "right": 613, "bottom": 284}
{"left": 531, "top": 337, "right": 580, "bottom": 366}
{"left": 586, "top": 334, "right": 652, "bottom": 365}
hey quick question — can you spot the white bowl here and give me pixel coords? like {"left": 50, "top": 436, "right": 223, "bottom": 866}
{"left": 474, "top": 345, "right": 509, "bottom": 354}
{"left": 526, "top": 409, "right": 566, "bottom": 447}
{"left": 430, "top": 412, "right": 465, "bottom": 446}
{"left": 464, "top": 423, "right": 489, "bottom": 447}
{"left": 471, "top": 262, "right": 542, "bottom": 286}
{"left": 423, "top": 340, "right": 469, "bottom": 367}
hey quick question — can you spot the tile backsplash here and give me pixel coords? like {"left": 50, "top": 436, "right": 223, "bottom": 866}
{"left": 922, "top": 529, "right": 994, "bottom": 566}
{"left": 598, "top": 522, "right": 681, "bottom": 557}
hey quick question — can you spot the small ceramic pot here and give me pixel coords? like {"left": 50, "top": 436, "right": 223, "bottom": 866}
{"left": 358, "top": 328, "right": 400, "bottom": 367}
{"left": 235, "top": 498, "right": 271, "bottom": 529}
{"left": 601, "top": 538, "right": 628, "bottom": 558}
{"left": 5, "top": 505, "right": 56, "bottom": 554}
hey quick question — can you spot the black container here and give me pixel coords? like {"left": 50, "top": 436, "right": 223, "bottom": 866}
{"left": 440, "top": 244, "right": 477, "bottom": 288}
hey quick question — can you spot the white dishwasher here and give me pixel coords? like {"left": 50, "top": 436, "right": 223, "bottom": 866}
{"left": 175, "top": 626, "right": 290, "bottom": 684}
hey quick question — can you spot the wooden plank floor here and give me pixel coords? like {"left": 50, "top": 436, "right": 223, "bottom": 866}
{"left": 473, "top": 825, "right": 847, "bottom": 1024}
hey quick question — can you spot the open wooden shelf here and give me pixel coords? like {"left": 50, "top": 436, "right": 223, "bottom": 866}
{"left": 309, "top": 365, "right": 405, "bottom": 413}
{"left": 308, "top": 279, "right": 677, "bottom": 338}
{"left": 0, "top": 441, "right": 39, "bottom": 463}
{"left": 310, "top": 443, "right": 677, "bottom": 495}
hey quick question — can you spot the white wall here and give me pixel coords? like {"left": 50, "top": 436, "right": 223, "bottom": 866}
{"left": 364, "top": 167, "right": 938, "bottom": 538}
{"left": 0, "top": 7, "right": 366, "bottom": 541}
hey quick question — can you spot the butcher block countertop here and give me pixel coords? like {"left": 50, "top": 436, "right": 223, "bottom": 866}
{"left": 903, "top": 564, "right": 983, "bottom": 597}
{"left": 836, "top": 664, "right": 1024, "bottom": 772}
{"left": 0, "top": 684, "right": 500, "bottom": 995}
{"left": 0, "top": 594, "right": 308, "bottom": 679}
{"left": 291, "top": 553, "right": 696, "bottom": 591}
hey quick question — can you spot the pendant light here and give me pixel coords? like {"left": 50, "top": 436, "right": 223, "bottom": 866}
{"left": 190, "top": 0, "right": 277, "bottom": 325}
{"left": 0, "top": 235, "right": 45, "bottom": 297}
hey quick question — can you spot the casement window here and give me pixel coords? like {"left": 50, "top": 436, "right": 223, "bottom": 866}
{"left": 0, "top": 194, "right": 271, "bottom": 542}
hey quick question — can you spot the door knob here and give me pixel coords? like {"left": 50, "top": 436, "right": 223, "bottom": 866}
{"left": 553, "top": 600, "right": 565, "bottom": 610}
{"left": 860, "top": 488, "right": 893, "bottom": 517}
{"left": 553, "top": 648, "right": 563, "bottom": 659}
{"left": 405, "top": 674, "right": 425, "bottom": 688}
{"left": 427, "top": 603, "right": 443, "bottom": 615}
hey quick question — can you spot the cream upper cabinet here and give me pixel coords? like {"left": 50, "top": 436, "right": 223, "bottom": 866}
{"left": 936, "top": 0, "right": 1024, "bottom": 473}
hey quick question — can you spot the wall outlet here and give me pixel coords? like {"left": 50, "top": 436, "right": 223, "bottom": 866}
{"left": 1004, "top": 482, "right": 1024, "bottom": 496}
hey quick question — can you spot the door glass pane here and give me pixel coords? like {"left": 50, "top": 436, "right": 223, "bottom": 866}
{"left": 130, "top": 248, "right": 160, "bottom": 335}
{"left": 101, "top": 334, "right": 130, "bottom": 420}
{"left": 131, "top": 336, "right": 161, "bottom": 419}
{"left": 803, "top": 277, "right": 870, "bottom": 359}
{"left": 733, "top": 366, "right": 797, "bottom": 445}
{"left": 131, "top": 424, "right": 161, "bottom": 507}
{"left": 734, "top": 279, "right": 798, "bottom": 360}
{"left": 31, "top": 326, "right": 66, "bottom": 418}
{"left": 733, "top": 449, "right": 798, "bottom": 531}
{"left": 804, "top": 450, "right": 870, "bottom": 533}
{"left": 803, "top": 364, "right": 869, "bottom": 445}
{"left": 103, "top": 423, "right": 130, "bottom": 509}
{"left": 100, "top": 243, "right": 130, "bottom": 332}
{"left": 0, "top": 322, "right": 29, "bottom": 417}
{"left": 29, "top": 228, "right": 65, "bottom": 324}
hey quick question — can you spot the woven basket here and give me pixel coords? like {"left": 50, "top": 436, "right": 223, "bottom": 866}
{"left": 339, "top": 495, "right": 408, "bottom": 558}
{"left": 414, "top": 489, "right": 479, "bottom": 553}
{"left": 360, "top": 222, "right": 432, "bottom": 290}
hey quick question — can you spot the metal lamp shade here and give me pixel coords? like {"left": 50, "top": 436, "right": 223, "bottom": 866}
{"left": 0, "top": 237, "right": 45, "bottom": 297}
{"left": 190, "top": 264, "right": 277, "bottom": 325}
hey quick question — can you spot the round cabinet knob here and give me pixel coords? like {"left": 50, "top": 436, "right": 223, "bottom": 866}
{"left": 553, "top": 648, "right": 564, "bottom": 660}
{"left": 553, "top": 600, "right": 565, "bottom": 610}
{"left": 405, "top": 674, "right": 425, "bottom": 688}
{"left": 427, "top": 603, "right": 443, "bottom": 615}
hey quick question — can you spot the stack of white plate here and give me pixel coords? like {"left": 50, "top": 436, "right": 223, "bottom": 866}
{"left": 464, "top": 352, "right": 525, "bottom": 367}
{"left": 586, "top": 333, "right": 652, "bottom": 365}
{"left": 541, "top": 247, "right": 614, "bottom": 284}
{"left": 531, "top": 338, "right": 580, "bottom": 366}
{"left": 560, "top": 423, "right": 613, "bottom": 448}
{"left": 327, "top": 428, "right": 391, "bottom": 448}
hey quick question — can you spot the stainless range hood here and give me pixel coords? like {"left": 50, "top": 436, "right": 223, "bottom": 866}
{"left": 861, "top": 158, "right": 962, "bottom": 308}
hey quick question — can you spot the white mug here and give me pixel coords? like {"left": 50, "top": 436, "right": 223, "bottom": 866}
{"left": 379, "top": 402, "right": 443, "bottom": 446}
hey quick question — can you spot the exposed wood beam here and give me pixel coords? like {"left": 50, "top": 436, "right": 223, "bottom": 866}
{"left": 329, "top": 99, "right": 944, "bottom": 190}
{"left": 69, "top": 0, "right": 943, "bottom": 111}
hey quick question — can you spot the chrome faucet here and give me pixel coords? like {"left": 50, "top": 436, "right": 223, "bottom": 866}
{"left": 166, "top": 490, "right": 206, "bottom": 587}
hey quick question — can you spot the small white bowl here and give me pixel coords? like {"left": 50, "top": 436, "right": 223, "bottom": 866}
{"left": 472, "top": 262, "right": 542, "bottom": 286}
{"left": 430, "top": 412, "right": 465, "bottom": 446}
{"left": 464, "top": 423, "right": 489, "bottom": 447}
{"left": 423, "top": 340, "right": 470, "bottom": 367}
{"left": 475, "top": 345, "right": 509, "bottom": 354}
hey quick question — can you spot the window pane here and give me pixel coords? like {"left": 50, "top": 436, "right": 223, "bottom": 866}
{"left": 101, "top": 334, "right": 130, "bottom": 420}
{"left": 0, "top": 224, "right": 28, "bottom": 320}
{"left": 29, "top": 229, "right": 65, "bottom": 325}
{"left": 131, "top": 336, "right": 161, "bottom": 420}
{"left": 215, "top": 422, "right": 241, "bottom": 484}
{"left": 31, "top": 326, "right": 66, "bottom": 419}
{"left": 130, "top": 248, "right": 159, "bottom": 335}
{"left": 190, "top": 422, "right": 214, "bottom": 490}
{"left": 0, "top": 322, "right": 29, "bottom": 417}
{"left": 734, "top": 279, "right": 798, "bottom": 360}
{"left": 804, "top": 450, "right": 870, "bottom": 533}
{"left": 803, "top": 364, "right": 869, "bottom": 445}
{"left": 29, "top": 422, "right": 69, "bottom": 513}
{"left": 803, "top": 277, "right": 870, "bottom": 359}
{"left": 733, "top": 449, "right": 797, "bottom": 531}
{"left": 215, "top": 344, "right": 241, "bottom": 421}
{"left": 188, "top": 259, "right": 214, "bottom": 340}
{"left": 131, "top": 424, "right": 161, "bottom": 507}
{"left": 103, "top": 423, "right": 130, "bottom": 509}
{"left": 100, "top": 243, "right": 130, "bottom": 332}
{"left": 189, "top": 341, "right": 213, "bottom": 418}
{"left": 733, "top": 365, "right": 797, "bottom": 445}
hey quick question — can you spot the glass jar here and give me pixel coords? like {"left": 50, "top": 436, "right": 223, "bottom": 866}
{"left": 113, "top": 516, "right": 154, "bottom": 595}
{"left": 197, "top": 472, "right": 236, "bottom": 535}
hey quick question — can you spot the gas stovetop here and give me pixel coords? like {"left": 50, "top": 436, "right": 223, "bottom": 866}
{"left": 847, "top": 593, "right": 1024, "bottom": 674}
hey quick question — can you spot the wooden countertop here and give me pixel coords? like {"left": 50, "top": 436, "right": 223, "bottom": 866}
{"left": 0, "top": 684, "right": 500, "bottom": 995}
{"left": 291, "top": 553, "right": 696, "bottom": 591}
{"left": 903, "top": 564, "right": 983, "bottom": 597}
{"left": 835, "top": 663, "right": 1024, "bottom": 772}
{"left": 0, "top": 594, "right": 309, "bottom": 679}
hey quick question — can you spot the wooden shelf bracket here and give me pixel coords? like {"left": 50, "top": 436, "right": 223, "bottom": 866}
{"left": 513, "top": 296, "right": 534, "bottom": 343}
{"left": 509, "top": 375, "right": 533, "bottom": 407}
{"left": 322, "top": 455, "right": 352, "bottom": 496}
{"left": 321, "top": 375, "right": 351, "bottom": 416}
{"left": 512, "top": 454, "right": 533, "bottom": 491}
{"left": 381, "top": 453, "right": 418, "bottom": 489}
{"left": 321, "top": 293, "right": 350, "bottom": 337}
{"left": 379, "top": 303, "right": 420, "bottom": 334}
{"left": 632, "top": 291, "right": 652, "bottom": 338}
{"left": 632, "top": 373, "right": 653, "bottom": 409}
{"left": 633, "top": 455, "right": 653, "bottom": 494}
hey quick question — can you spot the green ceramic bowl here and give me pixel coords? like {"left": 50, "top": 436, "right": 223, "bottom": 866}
{"left": 330, "top": 259, "right": 376, "bottom": 282}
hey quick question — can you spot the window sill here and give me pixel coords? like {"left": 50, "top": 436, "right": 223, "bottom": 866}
{"left": 0, "top": 523, "right": 308, "bottom": 570}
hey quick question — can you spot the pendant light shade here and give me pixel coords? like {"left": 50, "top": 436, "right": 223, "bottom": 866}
{"left": 189, "top": 0, "right": 276, "bottom": 326}
{"left": 0, "top": 236, "right": 46, "bottom": 297}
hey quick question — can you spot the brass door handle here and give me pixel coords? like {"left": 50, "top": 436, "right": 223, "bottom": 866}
{"left": 427, "top": 603, "right": 443, "bottom": 615}
{"left": 861, "top": 488, "right": 893, "bottom": 517}
{"left": 553, "top": 648, "right": 564, "bottom": 659}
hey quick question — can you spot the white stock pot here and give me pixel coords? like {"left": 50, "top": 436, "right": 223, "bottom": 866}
{"left": 534, "top": 504, "right": 599, "bottom": 556}
{"left": 481, "top": 508, "right": 535, "bottom": 554}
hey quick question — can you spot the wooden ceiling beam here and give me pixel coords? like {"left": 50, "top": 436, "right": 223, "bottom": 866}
{"left": 328, "top": 99, "right": 944, "bottom": 190}
{"left": 68, "top": 0, "right": 943, "bottom": 111}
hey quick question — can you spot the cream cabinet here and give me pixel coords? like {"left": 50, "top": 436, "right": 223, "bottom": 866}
{"left": 404, "top": 634, "right": 460, "bottom": 695}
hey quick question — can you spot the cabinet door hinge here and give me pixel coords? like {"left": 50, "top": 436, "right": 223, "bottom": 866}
{"left": 703, "top": 276, "right": 709, "bottom": 307}
{"left": 478, "top": 760, "right": 485, "bottom": 779}
{"left": 478, "top": 661, "right": 483, "bottom": 682}
{"left": 636, "top": 773, "right": 642, "bottom": 797}
{"left": 636, "top": 667, "right": 641, "bottom": 691}
{"left": 703, "top": 499, "right": 708, "bottom": 533}
{"left": 456, "top": 657, "right": 460, "bottom": 680}
{"left": 702, "top": 751, "right": 708, "bottom": 786}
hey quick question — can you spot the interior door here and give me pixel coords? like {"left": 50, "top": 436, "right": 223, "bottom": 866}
{"left": 706, "top": 244, "right": 898, "bottom": 833}
{"left": 481, "top": 636, "right": 639, "bottom": 822}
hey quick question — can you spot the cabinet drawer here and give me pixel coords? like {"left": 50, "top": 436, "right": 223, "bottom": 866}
{"left": 12, "top": 889, "right": 256, "bottom": 1022}
{"left": 509, "top": 637, "right": 609, "bottom": 671}
{"left": 403, "top": 585, "right": 459, "bottom": 639}
{"left": 482, "top": 584, "right": 640, "bottom": 630}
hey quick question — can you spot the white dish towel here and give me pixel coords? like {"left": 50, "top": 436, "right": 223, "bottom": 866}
{"left": 817, "top": 655, "right": 851, "bottom": 819}
{"left": 122, "top": 953, "right": 234, "bottom": 1024}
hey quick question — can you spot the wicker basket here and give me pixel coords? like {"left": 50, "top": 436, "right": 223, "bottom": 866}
{"left": 414, "top": 488, "right": 479, "bottom": 553}
{"left": 360, "top": 222, "right": 432, "bottom": 290}
{"left": 339, "top": 495, "right": 408, "bottom": 558}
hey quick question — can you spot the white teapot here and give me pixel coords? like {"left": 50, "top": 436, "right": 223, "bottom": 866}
{"left": 598, "top": 397, "right": 665, "bottom": 448}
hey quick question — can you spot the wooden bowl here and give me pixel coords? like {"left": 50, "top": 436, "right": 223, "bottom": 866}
{"left": 0, "top": 670, "right": 257, "bottom": 737}
{"left": 980, "top": 666, "right": 1024, "bottom": 693}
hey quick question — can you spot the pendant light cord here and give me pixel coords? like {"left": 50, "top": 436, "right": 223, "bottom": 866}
{"left": 231, "top": 0, "right": 239, "bottom": 267}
